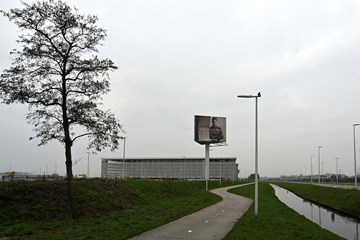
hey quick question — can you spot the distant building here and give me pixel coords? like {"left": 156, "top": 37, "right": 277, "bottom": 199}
{"left": 0, "top": 172, "right": 62, "bottom": 181}
{"left": 101, "top": 157, "right": 238, "bottom": 180}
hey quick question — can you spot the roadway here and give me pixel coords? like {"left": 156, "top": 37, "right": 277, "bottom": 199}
{"left": 312, "top": 182, "right": 360, "bottom": 190}
{"left": 286, "top": 181, "right": 360, "bottom": 190}
{"left": 128, "top": 183, "right": 253, "bottom": 240}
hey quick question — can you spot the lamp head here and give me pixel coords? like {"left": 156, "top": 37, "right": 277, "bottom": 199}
{"left": 237, "top": 92, "right": 262, "bottom": 98}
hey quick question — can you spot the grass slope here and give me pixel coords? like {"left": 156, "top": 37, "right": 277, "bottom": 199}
{"left": 224, "top": 183, "right": 343, "bottom": 240}
{"left": 0, "top": 179, "right": 230, "bottom": 239}
{"left": 275, "top": 182, "right": 360, "bottom": 219}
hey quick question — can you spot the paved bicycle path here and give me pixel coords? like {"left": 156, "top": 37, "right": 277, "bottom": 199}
{"left": 129, "top": 183, "right": 253, "bottom": 240}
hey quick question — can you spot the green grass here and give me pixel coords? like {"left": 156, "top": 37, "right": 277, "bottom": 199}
{"left": 0, "top": 179, "right": 239, "bottom": 239}
{"left": 275, "top": 182, "right": 360, "bottom": 219}
{"left": 1, "top": 180, "right": 348, "bottom": 239}
{"left": 224, "top": 183, "right": 343, "bottom": 240}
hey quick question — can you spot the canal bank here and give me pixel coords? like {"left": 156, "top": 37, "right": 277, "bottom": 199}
{"left": 313, "top": 182, "right": 360, "bottom": 190}
{"left": 272, "top": 184, "right": 359, "bottom": 240}
{"left": 275, "top": 182, "right": 360, "bottom": 220}
{"left": 225, "top": 183, "right": 342, "bottom": 240}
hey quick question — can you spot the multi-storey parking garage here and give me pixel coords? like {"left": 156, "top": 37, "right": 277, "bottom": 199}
{"left": 101, "top": 157, "right": 238, "bottom": 180}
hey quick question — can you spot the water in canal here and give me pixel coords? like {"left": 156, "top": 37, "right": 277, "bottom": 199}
{"left": 271, "top": 184, "right": 360, "bottom": 240}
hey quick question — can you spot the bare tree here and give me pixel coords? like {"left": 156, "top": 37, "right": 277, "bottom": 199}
{"left": 0, "top": 0, "right": 122, "bottom": 218}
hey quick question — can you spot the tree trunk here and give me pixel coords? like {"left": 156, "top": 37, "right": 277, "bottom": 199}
{"left": 62, "top": 75, "right": 77, "bottom": 219}
{"left": 61, "top": 60, "right": 78, "bottom": 218}
{"left": 64, "top": 131, "right": 79, "bottom": 219}
{"left": 65, "top": 140, "right": 78, "bottom": 219}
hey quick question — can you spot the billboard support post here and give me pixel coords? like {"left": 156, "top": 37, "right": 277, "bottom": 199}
{"left": 205, "top": 143, "right": 210, "bottom": 191}
{"left": 194, "top": 115, "right": 226, "bottom": 191}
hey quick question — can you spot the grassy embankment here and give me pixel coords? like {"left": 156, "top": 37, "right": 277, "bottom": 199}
{"left": 2, "top": 180, "right": 351, "bottom": 240}
{"left": 275, "top": 182, "right": 360, "bottom": 219}
{"left": 224, "top": 183, "right": 343, "bottom": 240}
{"left": 0, "top": 179, "right": 237, "bottom": 240}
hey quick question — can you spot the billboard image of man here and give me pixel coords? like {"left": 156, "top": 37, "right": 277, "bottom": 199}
{"left": 209, "top": 117, "right": 224, "bottom": 142}
{"left": 194, "top": 115, "right": 226, "bottom": 144}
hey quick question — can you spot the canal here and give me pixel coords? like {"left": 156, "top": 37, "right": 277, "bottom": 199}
{"left": 271, "top": 184, "right": 359, "bottom": 240}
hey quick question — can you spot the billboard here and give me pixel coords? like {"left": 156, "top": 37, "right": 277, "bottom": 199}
{"left": 194, "top": 115, "right": 226, "bottom": 144}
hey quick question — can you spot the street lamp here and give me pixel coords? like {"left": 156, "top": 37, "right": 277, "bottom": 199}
{"left": 219, "top": 160, "right": 224, "bottom": 186}
{"left": 120, "top": 136, "right": 126, "bottom": 179}
{"left": 353, "top": 124, "right": 359, "bottom": 188}
{"left": 318, "top": 146, "right": 322, "bottom": 184}
{"left": 335, "top": 157, "right": 339, "bottom": 183}
{"left": 237, "top": 92, "right": 261, "bottom": 217}
{"left": 310, "top": 156, "right": 314, "bottom": 184}
{"left": 87, "top": 151, "right": 90, "bottom": 178}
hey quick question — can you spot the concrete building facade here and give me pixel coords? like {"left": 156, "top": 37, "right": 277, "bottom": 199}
{"left": 101, "top": 157, "right": 238, "bottom": 180}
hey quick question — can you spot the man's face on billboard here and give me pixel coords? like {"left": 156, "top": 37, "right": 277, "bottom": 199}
{"left": 212, "top": 118, "right": 217, "bottom": 126}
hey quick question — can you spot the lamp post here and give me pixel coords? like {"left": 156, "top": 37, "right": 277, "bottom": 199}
{"left": 87, "top": 151, "right": 90, "bottom": 178}
{"left": 120, "top": 136, "right": 126, "bottom": 179}
{"left": 219, "top": 160, "right": 222, "bottom": 185}
{"left": 219, "top": 160, "right": 225, "bottom": 185}
{"left": 353, "top": 124, "right": 359, "bottom": 188}
{"left": 310, "top": 156, "right": 314, "bottom": 184}
{"left": 318, "top": 146, "right": 322, "bottom": 184}
{"left": 335, "top": 157, "right": 339, "bottom": 183}
{"left": 237, "top": 92, "right": 261, "bottom": 217}
{"left": 205, "top": 144, "right": 210, "bottom": 191}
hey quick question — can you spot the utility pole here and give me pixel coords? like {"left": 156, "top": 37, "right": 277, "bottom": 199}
{"left": 87, "top": 151, "right": 90, "bottom": 178}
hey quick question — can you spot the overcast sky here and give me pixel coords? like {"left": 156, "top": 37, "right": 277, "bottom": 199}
{"left": 1, "top": 0, "right": 360, "bottom": 178}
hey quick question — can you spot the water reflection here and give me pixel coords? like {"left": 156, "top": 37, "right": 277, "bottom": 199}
{"left": 271, "top": 184, "right": 359, "bottom": 240}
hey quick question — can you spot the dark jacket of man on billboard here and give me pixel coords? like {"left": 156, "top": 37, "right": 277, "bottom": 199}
{"left": 209, "top": 117, "right": 224, "bottom": 142}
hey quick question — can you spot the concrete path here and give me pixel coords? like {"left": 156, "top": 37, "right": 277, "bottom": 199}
{"left": 129, "top": 183, "right": 253, "bottom": 240}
